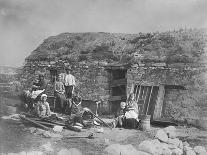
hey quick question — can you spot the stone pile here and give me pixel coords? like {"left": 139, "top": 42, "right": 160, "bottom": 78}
{"left": 104, "top": 126, "right": 207, "bottom": 155}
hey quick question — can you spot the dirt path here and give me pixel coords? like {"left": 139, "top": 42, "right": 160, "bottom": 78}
{"left": 1, "top": 96, "right": 207, "bottom": 154}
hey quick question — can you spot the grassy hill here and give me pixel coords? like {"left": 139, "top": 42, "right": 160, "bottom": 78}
{"left": 25, "top": 29, "right": 207, "bottom": 66}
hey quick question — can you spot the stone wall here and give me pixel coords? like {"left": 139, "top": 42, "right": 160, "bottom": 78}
{"left": 126, "top": 63, "right": 207, "bottom": 121}
{"left": 20, "top": 61, "right": 111, "bottom": 114}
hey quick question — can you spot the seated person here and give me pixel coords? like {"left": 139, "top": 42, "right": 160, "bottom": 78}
{"left": 35, "top": 94, "right": 51, "bottom": 118}
{"left": 31, "top": 74, "right": 47, "bottom": 100}
{"left": 112, "top": 102, "right": 127, "bottom": 128}
{"left": 70, "top": 92, "right": 82, "bottom": 115}
{"left": 112, "top": 93, "right": 140, "bottom": 129}
{"left": 124, "top": 93, "right": 139, "bottom": 129}
{"left": 54, "top": 75, "right": 66, "bottom": 113}
{"left": 125, "top": 93, "right": 139, "bottom": 120}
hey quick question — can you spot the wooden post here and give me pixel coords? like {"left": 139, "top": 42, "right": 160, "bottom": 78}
{"left": 146, "top": 86, "right": 153, "bottom": 115}
{"left": 153, "top": 85, "right": 165, "bottom": 120}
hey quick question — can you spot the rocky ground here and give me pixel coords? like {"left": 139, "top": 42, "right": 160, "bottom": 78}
{"left": 0, "top": 96, "right": 207, "bottom": 155}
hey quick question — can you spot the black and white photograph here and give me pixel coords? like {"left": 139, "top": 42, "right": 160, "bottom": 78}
{"left": 0, "top": 0, "right": 207, "bottom": 154}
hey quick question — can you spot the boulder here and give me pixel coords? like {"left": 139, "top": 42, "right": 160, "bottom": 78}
{"left": 194, "top": 146, "right": 207, "bottom": 155}
{"left": 184, "top": 146, "right": 193, "bottom": 152}
{"left": 164, "top": 126, "right": 177, "bottom": 138}
{"left": 167, "top": 138, "right": 180, "bottom": 147}
{"left": 185, "top": 150, "right": 196, "bottom": 155}
{"left": 53, "top": 125, "right": 63, "bottom": 132}
{"left": 155, "top": 129, "right": 168, "bottom": 143}
{"left": 41, "top": 142, "right": 53, "bottom": 152}
{"left": 138, "top": 140, "right": 161, "bottom": 155}
{"left": 104, "top": 144, "right": 138, "bottom": 155}
{"left": 161, "top": 146, "right": 172, "bottom": 155}
{"left": 171, "top": 148, "right": 183, "bottom": 155}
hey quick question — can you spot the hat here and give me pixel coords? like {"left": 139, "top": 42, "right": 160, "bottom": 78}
{"left": 65, "top": 66, "right": 72, "bottom": 71}
{"left": 41, "top": 94, "right": 47, "bottom": 100}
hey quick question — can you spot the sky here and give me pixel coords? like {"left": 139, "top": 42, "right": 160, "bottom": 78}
{"left": 0, "top": 0, "right": 207, "bottom": 67}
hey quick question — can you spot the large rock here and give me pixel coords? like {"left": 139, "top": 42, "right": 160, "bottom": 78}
{"left": 171, "top": 148, "right": 183, "bottom": 155}
{"left": 41, "top": 142, "right": 53, "bottom": 152}
{"left": 167, "top": 138, "right": 180, "bottom": 147}
{"left": 184, "top": 146, "right": 193, "bottom": 152}
{"left": 164, "top": 126, "right": 177, "bottom": 138}
{"left": 155, "top": 129, "right": 168, "bottom": 143}
{"left": 104, "top": 144, "right": 139, "bottom": 155}
{"left": 57, "top": 148, "right": 82, "bottom": 155}
{"left": 194, "top": 146, "right": 207, "bottom": 155}
{"left": 161, "top": 146, "right": 172, "bottom": 155}
{"left": 185, "top": 150, "right": 196, "bottom": 155}
{"left": 138, "top": 140, "right": 161, "bottom": 155}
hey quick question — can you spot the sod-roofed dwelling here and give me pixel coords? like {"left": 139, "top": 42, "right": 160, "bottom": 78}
{"left": 20, "top": 29, "right": 207, "bottom": 127}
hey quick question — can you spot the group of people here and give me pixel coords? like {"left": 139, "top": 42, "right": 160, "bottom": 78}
{"left": 25, "top": 67, "right": 78, "bottom": 118}
{"left": 24, "top": 68, "right": 140, "bottom": 129}
{"left": 112, "top": 93, "right": 140, "bottom": 129}
{"left": 54, "top": 68, "right": 76, "bottom": 114}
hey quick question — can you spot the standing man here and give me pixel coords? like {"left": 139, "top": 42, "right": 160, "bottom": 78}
{"left": 54, "top": 75, "right": 66, "bottom": 113}
{"left": 64, "top": 67, "right": 76, "bottom": 99}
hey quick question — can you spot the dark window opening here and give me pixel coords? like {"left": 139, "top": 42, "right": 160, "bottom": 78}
{"left": 112, "top": 85, "right": 126, "bottom": 96}
{"left": 49, "top": 69, "right": 58, "bottom": 83}
{"left": 112, "top": 69, "right": 127, "bottom": 80}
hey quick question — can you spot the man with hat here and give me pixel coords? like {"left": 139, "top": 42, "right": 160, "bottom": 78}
{"left": 64, "top": 67, "right": 76, "bottom": 99}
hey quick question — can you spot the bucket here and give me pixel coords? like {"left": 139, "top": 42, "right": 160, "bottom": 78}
{"left": 140, "top": 115, "right": 151, "bottom": 131}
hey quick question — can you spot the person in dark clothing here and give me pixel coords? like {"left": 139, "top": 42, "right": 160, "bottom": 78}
{"left": 54, "top": 75, "right": 66, "bottom": 113}
{"left": 69, "top": 92, "right": 82, "bottom": 115}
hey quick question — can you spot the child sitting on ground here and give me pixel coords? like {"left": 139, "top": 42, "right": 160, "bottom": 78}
{"left": 112, "top": 102, "right": 127, "bottom": 128}
{"left": 35, "top": 94, "right": 51, "bottom": 118}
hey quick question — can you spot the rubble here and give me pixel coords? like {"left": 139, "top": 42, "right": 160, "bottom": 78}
{"left": 103, "top": 125, "right": 207, "bottom": 155}
{"left": 194, "top": 146, "right": 207, "bottom": 155}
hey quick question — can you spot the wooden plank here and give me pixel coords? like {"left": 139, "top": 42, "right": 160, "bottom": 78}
{"left": 146, "top": 86, "right": 153, "bottom": 115}
{"left": 20, "top": 115, "right": 49, "bottom": 130}
{"left": 109, "top": 95, "right": 127, "bottom": 101}
{"left": 153, "top": 85, "right": 165, "bottom": 120}
{"left": 136, "top": 86, "right": 142, "bottom": 102}
{"left": 142, "top": 86, "right": 149, "bottom": 114}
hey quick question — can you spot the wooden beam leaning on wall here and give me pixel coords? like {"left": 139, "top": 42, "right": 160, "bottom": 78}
{"left": 153, "top": 85, "right": 165, "bottom": 120}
